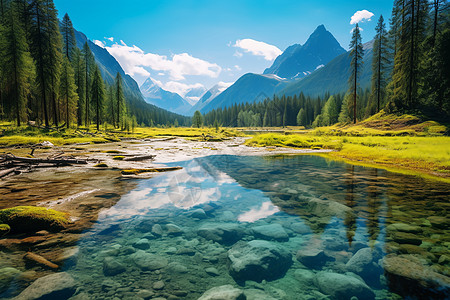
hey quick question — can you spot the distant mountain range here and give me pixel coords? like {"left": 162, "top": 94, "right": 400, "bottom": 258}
{"left": 73, "top": 29, "right": 187, "bottom": 124}
{"left": 189, "top": 82, "right": 232, "bottom": 115}
{"left": 198, "top": 25, "right": 355, "bottom": 114}
{"left": 264, "top": 25, "right": 346, "bottom": 80}
{"left": 140, "top": 78, "right": 192, "bottom": 115}
{"left": 184, "top": 86, "right": 207, "bottom": 105}
{"left": 199, "top": 74, "right": 289, "bottom": 114}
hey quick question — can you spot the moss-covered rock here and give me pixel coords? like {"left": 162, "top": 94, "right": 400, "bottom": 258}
{"left": 0, "top": 224, "right": 10, "bottom": 236}
{"left": 0, "top": 206, "right": 70, "bottom": 233}
{"left": 0, "top": 267, "right": 21, "bottom": 293}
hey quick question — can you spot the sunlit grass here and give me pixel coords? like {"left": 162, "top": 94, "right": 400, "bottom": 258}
{"left": 246, "top": 133, "right": 450, "bottom": 181}
{"left": 0, "top": 122, "right": 243, "bottom": 146}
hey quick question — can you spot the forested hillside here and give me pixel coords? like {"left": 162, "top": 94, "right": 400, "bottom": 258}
{"left": 205, "top": 0, "right": 450, "bottom": 128}
{"left": 0, "top": 0, "right": 189, "bottom": 129}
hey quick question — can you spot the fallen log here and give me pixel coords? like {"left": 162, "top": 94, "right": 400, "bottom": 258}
{"left": 2, "top": 154, "right": 88, "bottom": 165}
{"left": 122, "top": 155, "right": 156, "bottom": 162}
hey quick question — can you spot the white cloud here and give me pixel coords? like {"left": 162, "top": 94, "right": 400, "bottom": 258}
{"left": 105, "top": 41, "right": 222, "bottom": 80}
{"left": 233, "top": 51, "right": 243, "bottom": 58}
{"left": 93, "top": 40, "right": 105, "bottom": 48}
{"left": 350, "top": 10, "right": 374, "bottom": 24}
{"left": 233, "top": 39, "right": 282, "bottom": 61}
{"left": 234, "top": 65, "right": 242, "bottom": 71}
{"left": 105, "top": 37, "right": 114, "bottom": 42}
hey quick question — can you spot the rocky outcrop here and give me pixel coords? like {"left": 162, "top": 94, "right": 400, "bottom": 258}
{"left": 228, "top": 240, "right": 292, "bottom": 283}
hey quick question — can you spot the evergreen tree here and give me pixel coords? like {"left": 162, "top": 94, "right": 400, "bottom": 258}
{"left": 321, "top": 95, "right": 340, "bottom": 126}
{"left": 59, "top": 56, "right": 78, "bottom": 127}
{"left": 44, "top": 0, "right": 62, "bottom": 127}
{"left": 339, "top": 94, "right": 353, "bottom": 123}
{"left": 106, "top": 84, "right": 115, "bottom": 127}
{"left": 115, "top": 72, "right": 125, "bottom": 129}
{"left": 1, "top": 0, "right": 34, "bottom": 126}
{"left": 391, "top": 0, "right": 429, "bottom": 109}
{"left": 82, "top": 42, "right": 94, "bottom": 127}
{"left": 371, "top": 15, "right": 389, "bottom": 114}
{"left": 193, "top": 110, "right": 203, "bottom": 128}
{"left": 296, "top": 108, "right": 307, "bottom": 126}
{"left": 72, "top": 47, "right": 85, "bottom": 126}
{"left": 348, "top": 23, "right": 364, "bottom": 123}
{"left": 90, "top": 65, "right": 104, "bottom": 131}
{"left": 60, "top": 13, "right": 75, "bottom": 62}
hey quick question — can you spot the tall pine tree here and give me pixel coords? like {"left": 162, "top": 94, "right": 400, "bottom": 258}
{"left": 348, "top": 23, "right": 364, "bottom": 123}
{"left": 1, "top": 0, "right": 34, "bottom": 126}
{"left": 82, "top": 42, "right": 94, "bottom": 127}
{"left": 59, "top": 56, "right": 78, "bottom": 127}
{"left": 115, "top": 72, "right": 125, "bottom": 129}
{"left": 90, "top": 65, "right": 104, "bottom": 131}
{"left": 370, "top": 15, "right": 389, "bottom": 114}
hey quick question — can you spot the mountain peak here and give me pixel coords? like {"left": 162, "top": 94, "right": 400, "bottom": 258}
{"left": 264, "top": 25, "right": 346, "bottom": 79}
{"left": 314, "top": 24, "right": 327, "bottom": 33}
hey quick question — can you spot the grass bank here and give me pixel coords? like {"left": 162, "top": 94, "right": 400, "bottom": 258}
{"left": 245, "top": 113, "right": 450, "bottom": 183}
{"left": 0, "top": 122, "right": 242, "bottom": 147}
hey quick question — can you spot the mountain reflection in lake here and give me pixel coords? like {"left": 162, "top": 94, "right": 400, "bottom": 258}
{"left": 4, "top": 155, "right": 449, "bottom": 299}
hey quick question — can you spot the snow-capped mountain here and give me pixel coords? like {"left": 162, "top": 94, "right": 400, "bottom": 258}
{"left": 140, "top": 78, "right": 192, "bottom": 115}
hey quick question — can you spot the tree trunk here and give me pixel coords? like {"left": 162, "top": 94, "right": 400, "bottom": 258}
{"left": 35, "top": 4, "right": 49, "bottom": 127}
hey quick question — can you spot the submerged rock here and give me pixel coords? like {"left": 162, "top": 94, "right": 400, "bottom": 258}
{"left": 103, "top": 257, "right": 126, "bottom": 276}
{"left": 198, "top": 223, "right": 245, "bottom": 245}
{"left": 390, "top": 232, "right": 422, "bottom": 245}
{"left": 14, "top": 272, "right": 76, "bottom": 300}
{"left": 133, "top": 238, "right": 151, "bottom": 250}
{"left": 166, "top": 224, "right": 183, "bottom": 236}
{"left": 346, "top": 248, "right": 382, "bottom": 285}
{"left": 205, "top": 267, "right": 220, "bottom": 277}
{"left": 345, "top": 248, "right": 376, "bottom": 274}
{"left": 314, "top": 271, "right": 375, "bottom": 300}
{"left": 167, "top": 262, "right": 188, "bottom": 274}
{"left": 131, "top": 251, "right": 168, "bottom": 271}
{"left": 386, "top": 223, "right": 422, "bottom": 233}
{"left": 152, "top": 280, "right": 165, "bottom": 290}
{"left": 244, "top": 289, "right": 277, "bottom": 300}
{"left": 252, "top": 224, "right": 289, "bottom": 242}
{"left": 228, "top": 240, "right": 292, "bottom": 283}
{"left": 293, "top": 269, "right": 315, "bottom": 286}
{"left": 382, "top": 254, "right": 450, "bottom": 299}
{"left": 296, "top": 248, "right": 332, "bottom": 269}
{"left": 198, "top": 285, "right": 245, "bottom": 300}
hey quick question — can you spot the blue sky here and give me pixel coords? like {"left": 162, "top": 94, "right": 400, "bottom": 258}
{"left": 54, "top": 0, "right": 394, "bottom": 98}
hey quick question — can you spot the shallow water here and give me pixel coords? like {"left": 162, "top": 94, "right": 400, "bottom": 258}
{"left": 2, "top": 155, "right": 450, "bottom": 299}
